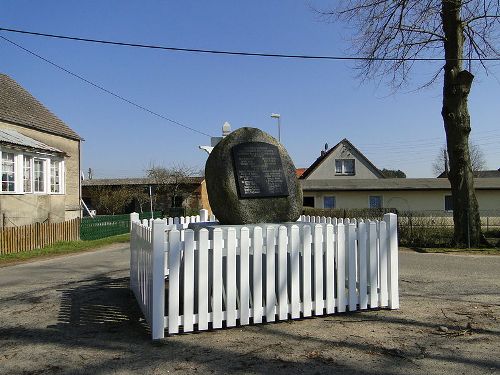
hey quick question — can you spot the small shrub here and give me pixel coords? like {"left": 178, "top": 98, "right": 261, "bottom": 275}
{"left": 397, "top": 212, "right": 454, "bottom": 248}
{"left": 484, "top": 229, "right": 500, "bottom": 238}
{"left": 302, "top": 207, "right": 396, "bottom": 220}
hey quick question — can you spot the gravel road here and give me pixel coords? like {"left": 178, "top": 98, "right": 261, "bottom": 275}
{"left": 0, "top": 246, "right": 498, "bottom": 375}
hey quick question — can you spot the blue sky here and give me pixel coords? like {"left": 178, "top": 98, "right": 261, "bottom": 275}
{"left": 1, "top": 1, "right": 499, "bottom": 178}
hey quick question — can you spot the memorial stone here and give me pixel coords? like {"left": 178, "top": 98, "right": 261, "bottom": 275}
{"left": 205, "top": 127, "right": 303, "bottom": 224}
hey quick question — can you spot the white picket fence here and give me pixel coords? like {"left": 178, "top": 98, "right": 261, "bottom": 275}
{"left": 130, "top": 210, "right": 399, "bottom": 340}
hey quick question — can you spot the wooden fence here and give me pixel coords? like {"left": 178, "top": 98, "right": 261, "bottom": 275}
{"left": 0, "top": 218, "right": 80, "bottom": 255}
{"left": 130, "top": 210, "right": 399, "bottom": 340}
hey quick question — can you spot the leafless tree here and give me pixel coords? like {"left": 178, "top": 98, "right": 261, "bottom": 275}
{"left": 129, "top": 188, "right": 151, "bottom": 214}
{"left": 321, "top": 0, "right": 499, "bottom": 246}
{"left": 87, "top": 186, "right": 133, "bottom": 215}
{"left": 146, "top": 163, "right": 197, "bottom": 213}
{"left": 433, "top": 142, "right": 486, "bottom": 176}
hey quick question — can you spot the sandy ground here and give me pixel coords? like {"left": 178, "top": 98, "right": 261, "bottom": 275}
{"left": 0, "top": 246, "right": 499, "bottom": 375}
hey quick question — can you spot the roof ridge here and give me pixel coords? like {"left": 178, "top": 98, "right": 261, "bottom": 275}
{"left": 0, "top": 73, "right": 81, "bottom": 140}
{"left": 300, "top": 138, "right": 384, "bottom": 179}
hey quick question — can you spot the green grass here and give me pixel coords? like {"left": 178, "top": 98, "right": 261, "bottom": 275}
{"left": 0, "top": 233, "right": 130, "bottom": 265}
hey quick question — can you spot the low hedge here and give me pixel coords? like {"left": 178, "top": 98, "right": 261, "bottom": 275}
{"left": 301, "top": 208, "right": 455, "bottom": 248}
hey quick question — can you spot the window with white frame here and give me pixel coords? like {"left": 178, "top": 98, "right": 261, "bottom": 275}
{"left": 0, "top": 147, "right": 64, "bottom": 195}
{"left": 34, "top": 159, "right": 45, "bottom": 193}
{"left": 50, "top": 160, "right": 62, "bottom": 193}
{"left": 1, "top": 151, "right": 15, "bottom": 192}
{"left": 23, "top": 155, "right": 32, "bottom": 193}
{"left": 335, "top": 159, "right": 355, "bottom": 175}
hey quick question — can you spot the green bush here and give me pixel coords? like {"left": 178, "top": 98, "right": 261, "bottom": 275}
{"left": 302, "top": 207, "right": 396, "bottom": 220}
{"left": 397, "top": 212, "right": 454, "bottom": 247}
{"left": 484, "top": 229, "right": 500, "bottom": 238}
{"left": 301, "top": 208, "right": 457, "bottom": 248}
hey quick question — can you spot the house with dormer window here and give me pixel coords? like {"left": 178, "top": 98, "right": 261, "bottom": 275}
{"left": 300, "top": 138, "right": 385, "bottom": 180}
{"left": 0, "top": 73, "right": 82, "bottom": 227}
{"left": 299, "top": 138, "right": 500, "bottom": 212}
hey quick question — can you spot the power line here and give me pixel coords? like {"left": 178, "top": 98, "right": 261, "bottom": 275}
{"left": 1, "top": 26, "right": 500, "bottom": 62}
{"left": 0, "top": 34, "right": 213, "bottom": 138}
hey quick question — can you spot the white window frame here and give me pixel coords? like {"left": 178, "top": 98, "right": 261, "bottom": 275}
{"left": 1, "top": 149, "right": 17, "bottom": 193}
{"left": 335, "top": 159, "right": 355, "bottom": 175}
{"left": 50, "top": 159, "right": 64, "bottom": 194}
{"left": 0, "top": 147, "right": 65, "bottom": 195}
{"left": 33, "top": 158, "right": 47, "bottom": 194}
{"left": 23, "top": 155, "right": 33, "bottom": 193}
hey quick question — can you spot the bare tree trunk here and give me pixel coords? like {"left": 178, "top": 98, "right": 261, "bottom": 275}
{"left": 441, "top": 0, "right": 482, "bottom": 246}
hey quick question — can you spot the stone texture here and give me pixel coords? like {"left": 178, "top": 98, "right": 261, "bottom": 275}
{"left": 205, "top": 127, "right": 303, "bottom": 224}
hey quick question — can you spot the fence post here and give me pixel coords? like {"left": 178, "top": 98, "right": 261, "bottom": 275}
{"left": 130, "top": 212, "right": 140, "bottom": 230}
{"left": 384, "top": 213, "right": 399, "bottom": 309}
{"left": 199, "top": 209, "right": 208, "bottom": 222}
{"left": 152, "top": 218, "right": 166, "bottom": 340}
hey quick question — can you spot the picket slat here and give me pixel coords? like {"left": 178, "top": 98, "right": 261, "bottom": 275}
{"left": 290, "top": 225, "right": 300, "bottom": 319}
{"left": 278, "top": 226, "right": 288, "bottom": 320}
{"left": 302, "top": 225, "right": 312, "bottom": 317}
{"left": 212, "top": 228, "right": 223, "bottom": 329}
{"left": 348, "top": 223, "right": 357, "bottom": 311}
{"left": 183, "top": 230, "right": 195, "bottom": 332}
{"left": 368, "top": 221, "right": 378, "bottom": 308}
{"left": 226, "top": 228, "right": 237, "bottom": 327}
{"left": 385, "top": 214, "right": 400, "bottom": 309}
{"left": 253, "top": 227, "right": 263, "bottom": 323}
{"left": 325, "top": 224, "right": 335, "bottom": 314}
{"left": 240, "top": 228, "right": 250, "bottom": 325}
{"left": 265, "top": 226, "right": 276, "bottom": 322}
{"left": 358, "top": 222, "right": 368, "bottom": 310}
{"left": 336, "top": 223, "right": 346, "bottom": 312}
{"left": 379, "top": 221, "right": 389, "bottom": 307}
{"left": 313, "top": 225, "right": 323, "bottom": 315}
{"left": 168, "top": 228, "right": 181, "bottom": 334}
{"left": 198, "top": 229, "right": 209, "bottom": 330}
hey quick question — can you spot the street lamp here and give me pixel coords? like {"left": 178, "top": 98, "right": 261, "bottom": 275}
{"left": 270, "top": 113, "right": 281, "bottom": 142}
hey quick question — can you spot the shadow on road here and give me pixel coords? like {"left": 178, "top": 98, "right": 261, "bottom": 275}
{"left": 52, "top": 276, "right": 150, "bottom": 340}
{"left": 1, "top": 274, "right": 498, "bottom": 375}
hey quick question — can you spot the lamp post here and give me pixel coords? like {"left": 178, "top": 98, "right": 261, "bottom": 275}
{"left": 270, "top": 113, "right": 281, "bottom": 142}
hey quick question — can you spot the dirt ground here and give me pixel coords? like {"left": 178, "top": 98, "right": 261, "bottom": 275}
{"left": 0, "top": 246, "right": 498, "bottom": 375}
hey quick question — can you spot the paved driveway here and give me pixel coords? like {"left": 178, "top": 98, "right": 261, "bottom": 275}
{"left": 0, "top": 246, "right": 498, "bottom": 375}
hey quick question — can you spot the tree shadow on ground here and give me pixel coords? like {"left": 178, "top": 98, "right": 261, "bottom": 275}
{"left": 1, "top": 274, "right": 498, "bottom": 375}
{"left": 51, "top": 276, "right": 150, "bottom": 341}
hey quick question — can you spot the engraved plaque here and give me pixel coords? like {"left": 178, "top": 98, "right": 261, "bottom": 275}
{"left": 232, "top": 142, "right": 289, "bottom": 198}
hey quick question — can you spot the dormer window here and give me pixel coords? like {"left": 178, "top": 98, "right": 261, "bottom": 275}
{"left": 335, "top": 159, "right": 355, "bottom": 175}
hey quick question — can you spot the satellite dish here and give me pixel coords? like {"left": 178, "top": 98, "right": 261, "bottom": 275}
{"left": 325, "top": 143, "right": 328, "bottom": 151}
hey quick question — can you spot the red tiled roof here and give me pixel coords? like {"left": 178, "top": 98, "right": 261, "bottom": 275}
{"left": 295, "top": 168, "right": 306, "bottom": 177}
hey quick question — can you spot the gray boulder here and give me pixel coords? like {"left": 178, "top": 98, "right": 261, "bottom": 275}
{"left": 205, "top": 127, "right": 303, "bottom": 224}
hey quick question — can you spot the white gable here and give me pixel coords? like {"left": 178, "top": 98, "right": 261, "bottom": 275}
{"left": 305, "top": 140, "right": 382, "bottom": 180}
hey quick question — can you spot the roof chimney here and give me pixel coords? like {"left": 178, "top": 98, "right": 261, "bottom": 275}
{"left": 222, "top": 121, "right": 231, "bottom": 137}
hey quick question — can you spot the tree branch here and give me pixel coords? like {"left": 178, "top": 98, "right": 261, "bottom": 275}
{"left": 464, "top": 14, "right": 500, "bottom": 25}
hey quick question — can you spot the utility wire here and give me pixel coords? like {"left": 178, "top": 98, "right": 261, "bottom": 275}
{"left": 0, "top": 34, "right": 213, "bottom": 138}
{"left": 1, "top": 26, "right": 500, "bottom": 61}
